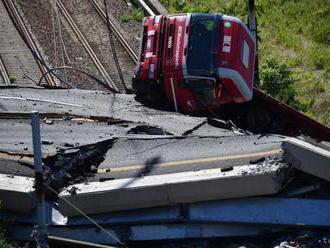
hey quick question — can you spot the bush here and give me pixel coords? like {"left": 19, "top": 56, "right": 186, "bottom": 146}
{"left": 259, "top": 57, "right": 306, "bottom": 111}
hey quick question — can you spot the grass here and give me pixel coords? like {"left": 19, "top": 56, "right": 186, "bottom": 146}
{"left": 160, "top": 0, "right": 330, "bottom": 126}
{"left": 120, "top": 8, "right": 144, "bottom": 23}
{"left": 9, "top": 76, "right": 16, "bottom": 84}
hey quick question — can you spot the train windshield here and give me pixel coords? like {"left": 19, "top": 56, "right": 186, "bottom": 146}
{"left": 187, "top": 14, "right": 221, "bottom": 76}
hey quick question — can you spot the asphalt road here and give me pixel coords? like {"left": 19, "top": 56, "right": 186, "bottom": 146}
{"left": 0, "top": 86, "right": 287, "bottom": 181}
{"left": 0, "top": 87, "right": 205, "bottom": 135}
{"left": 92, "top": 134, "right": 286, "bottom": 180}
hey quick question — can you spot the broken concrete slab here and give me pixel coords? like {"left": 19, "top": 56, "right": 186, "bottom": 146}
{"left": 0, "top": 118, "right": 131, "bottom": 156}
{"left": 0, "top": 87, "right": 206, "bottom": 135}
{"left": 282, "top": 138, "right": 330, "bottom": 182}
{"left": 59, "top": 160, "right": 286, "bottom": 216}
{"left": 0, "top": 152, "right": 34, "bottom": 177}
{"left": 0, "top": 174, "right": 35, "bottom": 212}
{"left": 94, "top": 135, "right": 284, "bottom": 180}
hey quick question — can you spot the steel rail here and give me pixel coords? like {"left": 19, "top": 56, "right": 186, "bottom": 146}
{"left": 0, "top": 55, "right": 11, "bottom": 85}
{"left": 3, "top": 0, "right": 56, "bottom": 87}
{"left": 136, "top": 0, "right": 156, "bottom": 16}
{"left": 56, "top": 0, "right": 119, "bottom": 92}
{"left": 89, "top": 0, "right": 138, "bottom": 63}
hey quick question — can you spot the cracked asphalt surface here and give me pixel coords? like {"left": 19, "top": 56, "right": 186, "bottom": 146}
{"left": 0, "top": 86, "right": 287, "bottom": 182}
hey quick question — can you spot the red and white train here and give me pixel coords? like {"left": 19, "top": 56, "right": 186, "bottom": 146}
{"left": 133, "top": 13, "right": 256, "bottom": 112}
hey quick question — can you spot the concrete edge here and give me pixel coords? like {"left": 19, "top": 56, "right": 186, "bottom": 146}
{"left": 282, "top": 138, "right": 330, "bottom": 182}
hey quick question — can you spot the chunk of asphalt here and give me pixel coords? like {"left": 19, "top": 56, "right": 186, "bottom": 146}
{"left": 221, "top": 167, "right": 233, "bottom": 172}
{"left": 250, "top": 157, "right": 266, "bottom": 165}
{"left": 63, "top": 142, "right": 74, "bottom": 148}
{"left": 90, "top": 165, "right": 97, "bottom": 173}
{"left": 42, "top": 140, "right": 54, "bottom": 145}
{"left": 99, "top": 177, "right": 115, "bottom": 182}
{"left": 207, "top": 118, "right": 234, "bottom": 130}
{"left": 67, "top": 186, "right": 78, "bottom": 195}
{"left": 45, "top": 119, "right": 54, "bottom": 125}
{"left": 127, "top": 125, "right": 170, "bottom": 135}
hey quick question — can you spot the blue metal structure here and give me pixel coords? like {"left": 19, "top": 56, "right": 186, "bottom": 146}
{"left": 3, "top": 197, "right": 330, "bottom": 244}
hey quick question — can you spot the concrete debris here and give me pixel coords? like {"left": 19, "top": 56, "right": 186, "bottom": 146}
{"left": 46, "top": 139, "right": 115, "bottom": 189}
{"left": 207, "top": 118, "right": 236, "bottom": 130}
{"left": 0, "top": 174, "right": 35, "bottom": 212}
{"left": 44, "top": 119, "right": 53, "bottom": 125}
{"left": 58, "top": 161, "right": 286, "bottom": 216}
{"left": 41, "top": 140, "right": 54, "bottom": 145}
{"left": 127, "top": 125, "right": 171, "bottom": 135}
{"left": 282, "top": 138, "right": 330, "bottom": 182}
{"left": 249, "top": 157, "right": 265, "bottom": 164}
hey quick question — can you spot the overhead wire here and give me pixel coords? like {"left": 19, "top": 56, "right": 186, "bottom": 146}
{"left": 3, "top": 0, "right": 113, "bottom": 90}
{"left": 56, "top": 5, "right": 68, "bottom": 83}
{"left": 103, "top": 0, "right": 127, "bottom": 92}
{"left": 2, "top": 0, "right": 70, "bottom": 87}
{"left": 51, "top": 0, "right": 58, "bottom": 69}
{"left": 55, "top": 1, "right": 71, "bottom": 65}
{"left": 38, "top": 66, "right": 118, "bottom": 93}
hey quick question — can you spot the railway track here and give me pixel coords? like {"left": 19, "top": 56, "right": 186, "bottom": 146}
{"left": 0, "top": 55, "right": 11, "bottom": 85}
{"left": 56, "top": 0, "right": 120, "bottom": 92}
{"left": 57, "top": 0, "right": 140, "bottom": 93}
{"left": 136, "top": 0, "right": 156, "bottom": 16}
{"left": 2, "top": 0, "right": 56, "bottom": 87}
{"left": 89, "top": 0, "right": 138, "bottom": 63}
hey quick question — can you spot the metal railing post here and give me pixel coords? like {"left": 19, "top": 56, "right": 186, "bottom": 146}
{"left": 31, "top": 111, "right": 48, "bottom": 248}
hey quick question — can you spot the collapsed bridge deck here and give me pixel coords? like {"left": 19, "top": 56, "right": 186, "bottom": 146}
{"left": 1, "top": 86, "right": 330, "bottom": 246}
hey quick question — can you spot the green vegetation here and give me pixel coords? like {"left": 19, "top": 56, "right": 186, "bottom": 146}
{"left": 161, "top": 0, "right": 330, "bottom": 125}
{"left": 120, "top": 15, "right": 131, "bottom": 22}
{"left": 0, "top": 204, "right": 13, "bottom": 248}
{"left": 9, "top": 76, "right": 16, "bottom": 84}
{"left": 132, "top": 8, "right": 144, "bottom": 22}
{"left": 0, "top": 229, "right": 13, "bottom": 248}
{"left": 259, "top": 57, "right": 306, "bottom": 111}
{"left": 120, "top": 8, "right": 144, "bottom": 23}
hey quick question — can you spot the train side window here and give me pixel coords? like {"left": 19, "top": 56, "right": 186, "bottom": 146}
{"left": 242, "top": 40, "right": 250, "bottom": 69}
